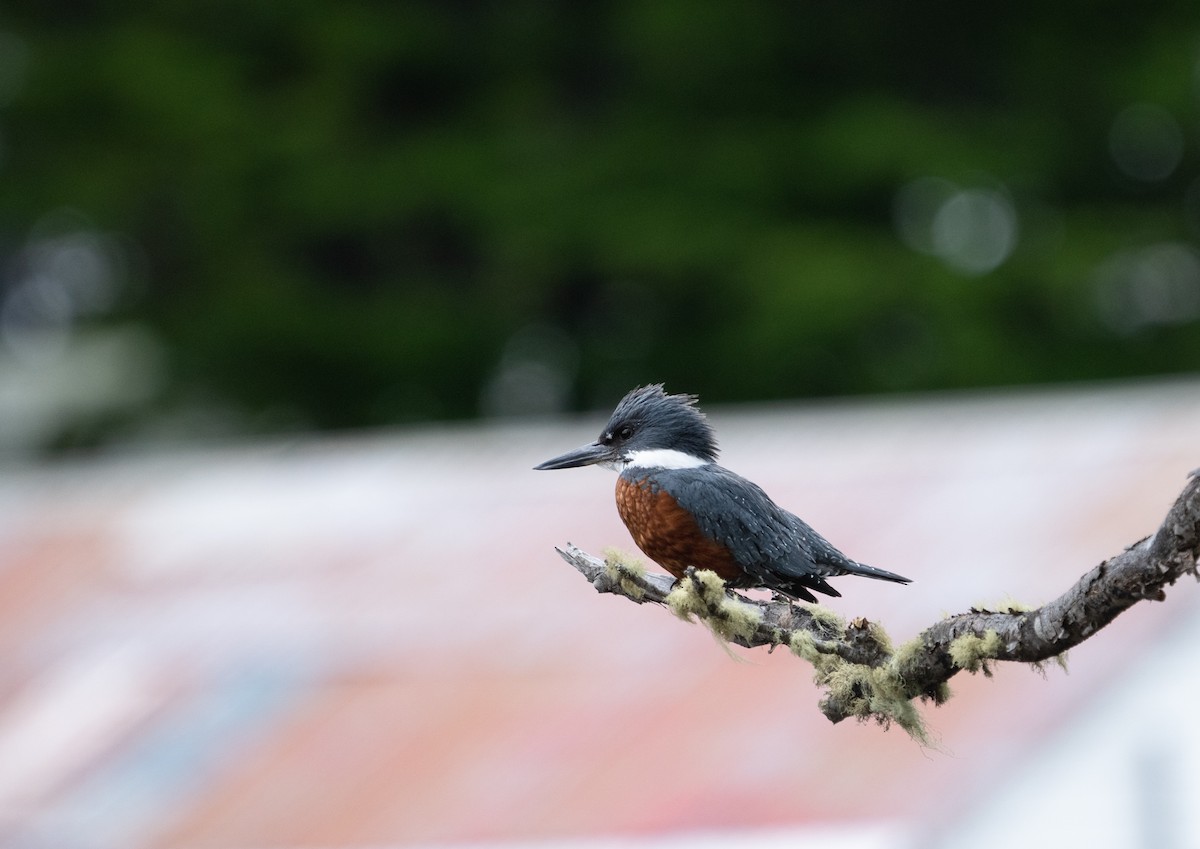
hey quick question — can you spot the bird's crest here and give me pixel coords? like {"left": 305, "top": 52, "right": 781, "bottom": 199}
{"left": 606, "top": 384, "right": 719, "bottom": 462}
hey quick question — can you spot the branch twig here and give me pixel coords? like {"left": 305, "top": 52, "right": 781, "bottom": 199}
{"left": 555, "top": 471, "right": 1200, "bottom": 741}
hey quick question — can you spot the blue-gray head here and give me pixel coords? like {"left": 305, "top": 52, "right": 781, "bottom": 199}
{"left": 534, "top": 384, "right": 719, "bottom": 471}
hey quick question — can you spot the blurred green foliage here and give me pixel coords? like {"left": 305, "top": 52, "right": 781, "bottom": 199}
{"left": 2, "top": 1, "right": 1199, "bottom": 441}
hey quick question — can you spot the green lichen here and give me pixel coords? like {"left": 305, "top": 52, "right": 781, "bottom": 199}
{"left": 805, "top": 603, "right": 847, "bottom": 638}
{"left": 1028, "top": 652, "right": 1070, "bottom": 678}
{"left": 665, "top": 569, "right": 762, "bottom": 643}
{"left": 862, "top": 619, "right": 894, "bottom": 655}
{"left": 789, "top": 624, "right": 932, "bottom": 745}
{"left": 890, "top": 635, "right": 926, "bottom": 677}
{"left": 602, "top": 548, "right": 647, "bottom": 601}
{"left": 949, "top": 629, "right": 1004, "bottom": 676}
{"left": 788, "top": 630, "right": 837, "bottom": 670}
{"left": 889, "top": 636, "right": 952, "bottom": 707}
{"left": 971, "top": 595, "right": 1035, "bottom": 615}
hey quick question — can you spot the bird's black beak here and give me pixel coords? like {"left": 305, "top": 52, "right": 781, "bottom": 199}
{"left": 534, "top": 441, "right": 615, "bottom": 470}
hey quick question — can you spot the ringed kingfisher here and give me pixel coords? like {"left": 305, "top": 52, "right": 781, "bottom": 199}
{"left": 534, "top": 384, "right": 911, "bottom": 602}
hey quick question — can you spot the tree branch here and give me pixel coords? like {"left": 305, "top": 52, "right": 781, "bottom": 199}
{"left": 554, "top": 470, "right": 1200, "bottom": 742}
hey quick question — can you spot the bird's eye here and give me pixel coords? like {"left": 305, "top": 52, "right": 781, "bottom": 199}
{"left": 616, "top": 425, "right": 634, "bottom": 440}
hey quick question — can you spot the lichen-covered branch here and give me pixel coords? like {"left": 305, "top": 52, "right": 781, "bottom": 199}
{"left": 554, "top": 470, "right": 1200, "bottom": 742}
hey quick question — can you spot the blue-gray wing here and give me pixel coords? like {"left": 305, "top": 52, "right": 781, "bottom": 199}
{"left": 655, "top": 465, "right": 856, "bottom": 586}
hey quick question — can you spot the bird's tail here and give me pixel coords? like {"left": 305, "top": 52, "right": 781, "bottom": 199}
{"left": 842, "top": 560, "right": 912, "bottom": 584}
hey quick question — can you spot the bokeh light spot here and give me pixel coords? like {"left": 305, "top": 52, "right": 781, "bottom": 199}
{"left": 1108, "top": 103, "right": 1183, "bottom": 183}
{"left": 1, "top": 227, "right": 123, "bottom": 364}
{"left": 481, "top": 323, "right": 579, "bottom": 417}
{"left": 931, "top": 188, "right": 1019, "bottom": 276}
{"left": 1093, "top": 242, "right": 1200, "bottom": 333}
{"left": 893, "top": 177, "right": 957, "bottom": 256}
{"left": 895, "top": 178, "right": 1018, "bottom": 276}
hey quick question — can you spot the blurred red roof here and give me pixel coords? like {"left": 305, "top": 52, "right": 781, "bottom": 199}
{"left": 0, "top": 379, "right": 1197, "bottom": 849}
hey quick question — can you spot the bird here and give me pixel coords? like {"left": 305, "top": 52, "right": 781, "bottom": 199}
{"left": 534, "top": 384, "right": 911, "bottom": 602}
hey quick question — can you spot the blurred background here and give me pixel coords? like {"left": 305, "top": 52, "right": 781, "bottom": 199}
{"left": 2, "top": 3, "right": 1200, "bottom": 849}
{"left": 1, "top": 1, "right": 1199, "bottom": 455}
